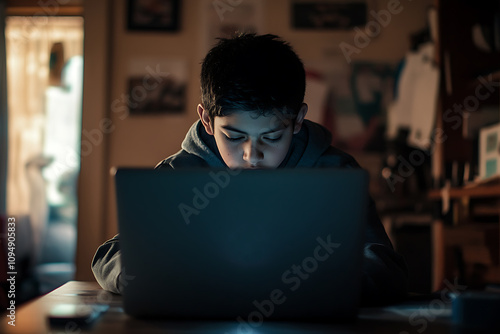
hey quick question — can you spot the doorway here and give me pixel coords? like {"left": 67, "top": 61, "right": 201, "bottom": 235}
{"left": 5, "top": 16, "right": 84, "bottom": 301}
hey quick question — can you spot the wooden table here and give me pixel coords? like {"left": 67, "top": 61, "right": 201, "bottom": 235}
{"left": 0, "top": 281, "right": 466, "bottom": 333}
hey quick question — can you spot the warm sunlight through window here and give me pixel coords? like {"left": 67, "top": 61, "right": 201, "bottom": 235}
{"left": 5, "top": 16, "right": 83, "bottom": 295}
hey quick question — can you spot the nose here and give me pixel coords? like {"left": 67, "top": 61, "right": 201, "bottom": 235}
{"left": 242, "top": 140, "right": 263, "bottom": 166}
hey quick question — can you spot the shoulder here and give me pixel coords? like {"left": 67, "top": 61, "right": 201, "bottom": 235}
{"left": 315, "top": 146, "right": 361, "bottom": 169}
{"left": 155, "top": 150, "right": 208, "bottom": 169}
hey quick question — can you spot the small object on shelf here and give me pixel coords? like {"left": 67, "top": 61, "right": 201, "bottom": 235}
{"left": 441, "top": 180, "right": 451, "bottom": 214}
{"left": 479, "top": 122, "right": 500, "bottom": 180}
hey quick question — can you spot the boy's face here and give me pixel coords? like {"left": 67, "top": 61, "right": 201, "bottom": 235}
{"left": 198, "top": 104, "right": 308, "bottom": 169}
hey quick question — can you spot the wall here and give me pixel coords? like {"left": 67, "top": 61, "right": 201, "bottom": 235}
{"left": 77, "top": 0, "right": 433, "bottom": 280}
{"left": 76, "top": 0, "right": 112, "bottom": 280}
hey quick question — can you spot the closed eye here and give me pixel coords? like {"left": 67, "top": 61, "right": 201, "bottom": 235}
{"left": 225, "top": 135, "right": 244, "bottom": 142}
{"left": 263, "top": 135, "right": 282, "bottom": 142}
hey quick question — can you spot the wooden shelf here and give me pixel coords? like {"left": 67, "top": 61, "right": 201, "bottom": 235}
{"left": 430, "top": 0, "right": 500, "bottom": 291}
{"left": 428, "top": 184, "right": 500, "bottom": 200}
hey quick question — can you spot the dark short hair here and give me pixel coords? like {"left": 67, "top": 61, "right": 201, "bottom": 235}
{"left": 200, "top": 33, "right": 306, "bottom": 122}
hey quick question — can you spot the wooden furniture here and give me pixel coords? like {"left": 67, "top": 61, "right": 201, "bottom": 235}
{"left": 0, "top": 281, "right": 461, "bottom": 334}
{"left": 429, "top": 183, "right": 500, "bottom": 290}
{"left": 429, "top": 0, "right": 500, "bottom": 291}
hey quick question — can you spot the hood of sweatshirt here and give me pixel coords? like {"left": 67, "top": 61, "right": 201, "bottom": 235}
{"left": 180, "top": 119, "right": 333, "bottom": 168}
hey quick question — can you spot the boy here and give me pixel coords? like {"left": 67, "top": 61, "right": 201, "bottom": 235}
{"left": 92, "top": 33, "right": 408, "bottom": 305}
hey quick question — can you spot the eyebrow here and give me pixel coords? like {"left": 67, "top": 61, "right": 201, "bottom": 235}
{"left": 221, "top": 124, "right": 285, "bottom": 135}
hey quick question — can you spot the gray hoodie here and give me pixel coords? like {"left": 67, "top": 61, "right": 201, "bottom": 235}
{"left": 92, "top": 120, "right": 408, "bottom": 305}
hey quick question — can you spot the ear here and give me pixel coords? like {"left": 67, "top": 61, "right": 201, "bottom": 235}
{"left": 197, "top": 104, "right": 214, "bottom": 135}
{"left": 293, "top": 103, "right": 308, "bottom": 134}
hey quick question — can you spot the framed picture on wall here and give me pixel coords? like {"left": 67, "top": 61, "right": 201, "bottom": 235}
{"left": 127, "top": 0, "right": 181, "bottom": 32}
{"left": 291, "top": 0, "right": 368, "bottom": 30}
{"left": 201, "top": 0, "right": 264, "bottom": 55}
{"left": 126, "top": 59, "right": 188, "bottom": 115}
{"left": 127, "top": 75, "right": 186, "bottom": 115}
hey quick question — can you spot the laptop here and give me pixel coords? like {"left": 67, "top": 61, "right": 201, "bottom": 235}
{"left": 114, "top": 168, "right": 368, "bottom": 321}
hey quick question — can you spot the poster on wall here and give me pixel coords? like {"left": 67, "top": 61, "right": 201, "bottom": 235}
{"left": 201, "top": 0, "right": 264, "bottom": 54}
{"left": 291, "top": 0, "right": 368, "bottom": 30}
{"left": 127, "top": 59, "right": 187, "bottom": 115}
{"left": 305, "top": 59, "right": 395, "bottom": 152}
{"left": 127, "top": 0, "right": 181, "bottom": 31}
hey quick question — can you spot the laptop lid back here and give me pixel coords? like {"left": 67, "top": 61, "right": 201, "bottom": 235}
{"left": 115, "top": 168, "right": 368, "bottom": 320}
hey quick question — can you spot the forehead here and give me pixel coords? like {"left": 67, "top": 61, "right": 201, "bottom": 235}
{"left": 214, "top": 111, "right": 293, "bottom": 133}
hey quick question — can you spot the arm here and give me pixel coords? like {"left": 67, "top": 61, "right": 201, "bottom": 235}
{"left": 91, "top": 234, "right": 122, "bottom": 294}
{"left": 91, "top": 161, "right": 177, "bottom": 294}
{"left": 318, "top": 147, "right": 409, "bottom": 304}
{"left": 360, "top": 198, "right": 409, "bottom": 305}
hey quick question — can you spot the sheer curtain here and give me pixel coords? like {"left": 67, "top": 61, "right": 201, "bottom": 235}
{"left": 5, "top": 17, "right": 83, "bottom": 256}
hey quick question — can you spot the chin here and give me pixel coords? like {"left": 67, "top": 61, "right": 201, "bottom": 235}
{"left": 245, "top": 165, "right": 277, "bottom": 169}
{"left": 226, "top": 161, "right": 280, "bottom": 169}
{"left": 228, "top": 164, "right": 264, "bottom": 169}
